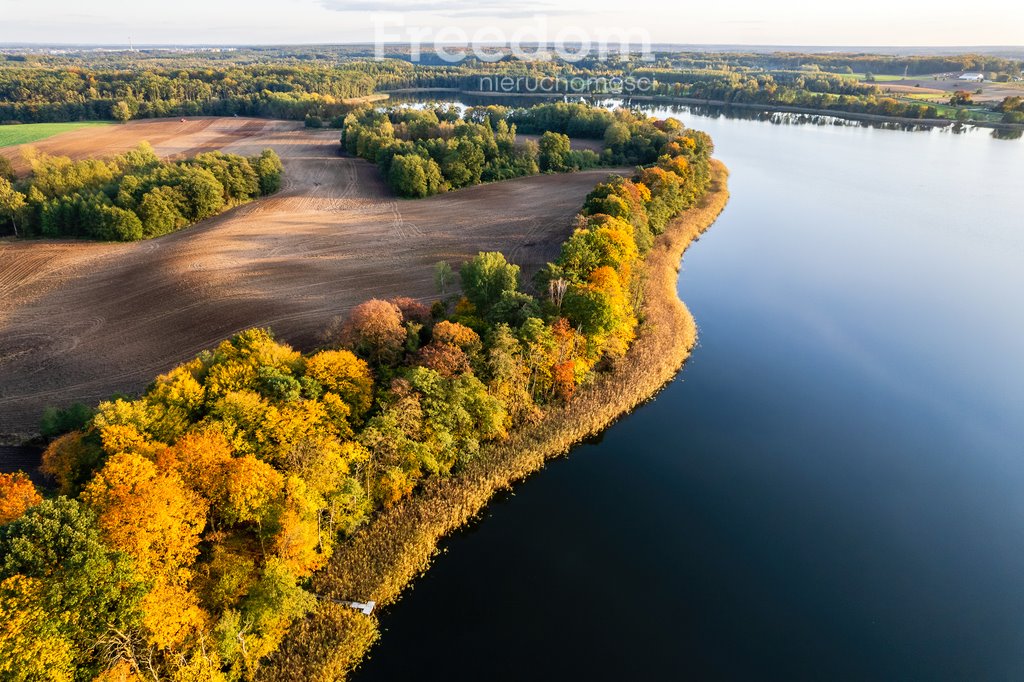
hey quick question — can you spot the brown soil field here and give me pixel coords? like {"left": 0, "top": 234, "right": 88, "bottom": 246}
{"left": 876, "top": 78, "right": 1024, "bottom": 102}
{"left": 0, "top": 118, "right": 627, "bottom": 439}
{"left": 0, "top": 117, "right": 293, "bottom": 174}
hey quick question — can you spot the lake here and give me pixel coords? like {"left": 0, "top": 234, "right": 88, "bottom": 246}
{"left": 354, "top": 104, "right": 1024, "bottom": 680}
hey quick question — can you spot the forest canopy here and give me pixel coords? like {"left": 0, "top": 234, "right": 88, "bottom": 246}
{"left": 0, "top": 106, "right": 714, "bottom": 680}
{"left": 0, "top": 144, "right": 283, "bottom": 240}
{"left": 1, "top": 48, "right": 1021, "bottom": 127}
{"left": 340, "top": 102, "right": 701, "bottom": 198}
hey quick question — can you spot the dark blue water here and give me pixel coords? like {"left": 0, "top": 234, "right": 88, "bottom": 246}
{"left": 354, "top": 112, "right": 1024, "bottom": 680}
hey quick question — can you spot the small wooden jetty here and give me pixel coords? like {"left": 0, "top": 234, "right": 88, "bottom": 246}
{"left": 347, "top": 600, "right": 376, "bottom": 615}
{"left": 312, "top": 592, "right": 376, "bottom": 615}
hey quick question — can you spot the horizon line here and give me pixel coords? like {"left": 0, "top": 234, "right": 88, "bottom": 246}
{"left": 2, "top": 41, "right": 1023, "bottom": 50}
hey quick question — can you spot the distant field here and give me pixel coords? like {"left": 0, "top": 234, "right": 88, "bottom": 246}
{"left": 841, "top": 73, "right": 907, "bottom": 82}
{"left": 0, "top": 122, "right": 111, "bottom": 148}
{"left": 891, "top": 98, "right": 1004, "bottom": 122}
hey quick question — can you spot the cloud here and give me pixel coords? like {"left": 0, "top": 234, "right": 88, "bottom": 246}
{"left": 319, "top": 0, "right": 577, "bottom": 18}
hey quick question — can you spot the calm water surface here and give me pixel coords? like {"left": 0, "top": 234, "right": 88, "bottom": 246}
{"left": 355, "top": 111, "right": 1024, "bottom": 681}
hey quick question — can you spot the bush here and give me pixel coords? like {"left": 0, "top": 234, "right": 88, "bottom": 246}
{"left": 40, "top": 403, "right": 95, "bottom": 438}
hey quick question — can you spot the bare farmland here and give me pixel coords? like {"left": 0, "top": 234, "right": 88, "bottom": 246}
{"left": 0, "top": 118, "right": 625, "bottom": 438}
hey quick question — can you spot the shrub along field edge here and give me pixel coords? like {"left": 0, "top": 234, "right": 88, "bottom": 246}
{"left": 264, "top": 160, "right": 731, "bottom": 681}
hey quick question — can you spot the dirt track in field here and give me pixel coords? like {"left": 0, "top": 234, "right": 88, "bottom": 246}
{"left": 0, "top": 118, "right": 625, "bottom": 438}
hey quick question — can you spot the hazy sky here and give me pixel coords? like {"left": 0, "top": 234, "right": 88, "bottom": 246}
{"left": 1, "top": 0, "right": 1022, "bottom": 47}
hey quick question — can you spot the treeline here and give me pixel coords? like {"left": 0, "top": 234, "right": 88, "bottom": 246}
{"left": 0, "top": 64, "right": 393, "bottom": 123}
{"left": 0, "top": 110, "right": 713, "bottom": 680}
{"left": 342, "top": 105, "right": 538, "bottom": 196}
{"left": 340, "top": 104, "right": 600, "bottom": 197}
{"left": 633, "top": 51, "right": 1024, "bottom": 77}
{"left": 3, "top": 49, "right": 1020, "bottom": 128}
{"left": 511, "top": 102, "right": 696, "bottom": 165}
{"left": 381, "top": 66, "right": 944, "bottom": 121}
{"left": 0, "top": 144, "right": 283, "bottom": 240}
{"left": 628, "top": 70, "right": 940, "bottom": 119}
{"left": 745, "top": 52, "right": 1023, "bottom": 77}
{"left": 998, "top": 96, "right": 1024, "bottom": 123}
{"left": 340, "top": 102, "right": 702, "bottom": 198}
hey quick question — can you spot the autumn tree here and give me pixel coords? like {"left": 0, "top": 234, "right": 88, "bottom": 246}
{"left": 0, "top": 574, "right": 76, "bottom": 681}
{"left": 111, "top": 100, "right": 132, "bottom": 123}
{"left": 272, "top": 477, "right": 329, "bottom": 576}
{"left": 949, "top": 90, "right": 973, "bottom": 106}
{"left": 0, "top": 177, "right": 26, "bottom": 236}
{"left": 304, "top": 350, "right": 374, "bottom": 419}
{"left": 0, "top": 472, "right": 42, "bottom": 524}
{"left": 83, "top": 452, "right": 209, "bottom": 648}
{"left": 341, "top": 299, "right": 406, "bottom": 364}
{"left": 0, "top": 155, "right": 14, "bottom": 182}
{"left": 203, "top": 328, "right": 302, "bottom": 401}
{"left": 41, "top": 431, "right": 105, "bottom": 496}
{"left": 431, "top": 320, "right": 482, "bottom": 354}
{"left": 483, "top": 324, "right": 537, "bottom": 426}
{"left": 389, "top": 296, "right": 431, "bottom": 324}
{"left": 414, "top": 341, "right": 470, "bottom": 377}
{"left": 0, "top": 498, "right": 146, "bottom": 677}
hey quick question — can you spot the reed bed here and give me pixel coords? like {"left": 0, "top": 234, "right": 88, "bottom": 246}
{"left": 263, "top": 161, "right": 730, "bottom": 681}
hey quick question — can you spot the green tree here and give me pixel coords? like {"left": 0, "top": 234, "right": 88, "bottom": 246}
{"left": 0, "top": 155, "right": 15, "bottom": 182}
{"left": 562, "top": 284, "right": 617, "bottom": 336}
{"left": 441, "top": 138, "right": 485, "bottom": 188}
{"left": 538, "top": 131, "right": 571, "bottom": 172}
{"left": 388, "top": 154, "right": 428, "bottom": 198}
{"left": 137, "top": 187, "right": 183, "bottom": 238}
{"left": 388, "top": 154, "right": 445, "bottom": 198}
{"left": 459, "top": 252, "right": 520, "bottom": 314}
{"left": 111, "top": 101, "right": 132, "bottom": 123}
{"left": 178, "top": 166, "right": 225, "bottom": 221}
{"left": 252, "top": 149, "right": 284, "bottom": 195}
{"left": 95, "top": 204, "right": 143, "bottom": 241}
{"left": 0, "top": 177, "right": 26, "bottom": 237}
{"left": 603, "top": 122, "right": 631, "bottom": 149}
{"left": 434, "top": 261, "right": 454, "bottom": 294}
{"left": 191, "top": 152, "right": 260, "bottom": 203}
{"left": 39, "top": 403, "right": 94, "bottom": 439}
{"left": 0, "top": 498, "right": 145, "bottom": 678}
{"left": 406, "top": 367, "right": 508, "bottom": 471}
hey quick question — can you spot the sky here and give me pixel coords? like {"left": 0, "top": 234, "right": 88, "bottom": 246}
{"left": 1, "top": 0, "right": 1022, "bottom": 47}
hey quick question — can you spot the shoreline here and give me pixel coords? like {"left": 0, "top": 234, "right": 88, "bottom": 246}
{"left": 380, "top": 88, "right": 1024, "bottom": 132}
{"left": 265, "top": 160, "right": 731, "bottom": 680}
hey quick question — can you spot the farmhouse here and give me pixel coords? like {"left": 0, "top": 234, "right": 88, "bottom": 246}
{"left": 959, "top": 72, "right": 985, "bottom": 82}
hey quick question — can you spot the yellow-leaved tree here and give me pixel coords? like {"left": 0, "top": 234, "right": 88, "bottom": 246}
{"left": 83, "top": 452, "right": 209, "bottom": 649}
{"left": 0, "top": 472, "right": 42, "bottom": 524}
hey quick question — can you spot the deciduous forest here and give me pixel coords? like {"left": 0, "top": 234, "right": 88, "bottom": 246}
{"left": 0, "top": 105, "right": 713, "bottom": 680}
{"left": 0, "top": 144, "right": 282, "bottom": 240}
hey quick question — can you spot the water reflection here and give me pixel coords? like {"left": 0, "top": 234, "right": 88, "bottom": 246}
{"left": 355, "top": 98, "right": 1024, "bottom": 681}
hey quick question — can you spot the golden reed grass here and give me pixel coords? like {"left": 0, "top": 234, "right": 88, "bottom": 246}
{"left": 263, "top": 161, "right": 730, "bottom": 681}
